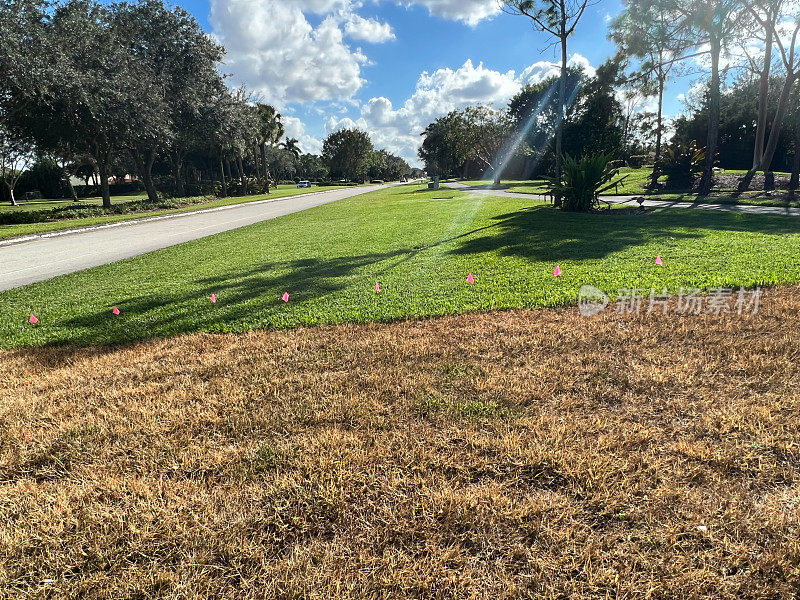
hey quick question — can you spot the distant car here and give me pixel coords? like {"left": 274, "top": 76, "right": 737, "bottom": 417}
{"left": 371, "top": 179, "right": 384, "bottom": 184}
{"left": 297, "top": 180, "right": 311, "bottom": 188}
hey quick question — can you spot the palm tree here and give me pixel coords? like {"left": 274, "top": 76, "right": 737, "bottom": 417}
{"left": 281, "top": 137, "right": 301, "bottom": 159}
{"left": 255, "top": 103, "right": 283, "bottom": 192}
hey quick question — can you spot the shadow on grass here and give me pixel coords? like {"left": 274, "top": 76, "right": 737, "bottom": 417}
{"left": 449, "top": 204, "right": 800, "bottom": 262}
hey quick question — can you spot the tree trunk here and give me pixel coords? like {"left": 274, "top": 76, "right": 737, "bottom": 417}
{"left": 133, "top": 150, "right": 159, "bottom": 203}
{"left": 173, "top": 154, "right": 185, "bottom": 198}
{"left": 4, "top": 180, "right": 17, "bottom": 206}
{"left": 219, "top": 156, "right": 228, "bottom": 197}
{"left": 63, "top": 168, "right": 79, "bottom": 202}
{"left": 753, "top": 26, "right": 773, "bottom": 170}
{"left": 98, "top": 160, "right": 111, "bottom": 208}
{"left": 238, "top": 154, "right": 246, "bottom": 190}
{"left": 556, "top": 19, "right": 567, "bottom": 182}
{"left": 698, "top": 36, "right": 720, "bottom": 196}
{"left": 791, "top": 116, "right": 800, "bottom": 190}
{"left": 760, "top": 74, "right": 796, "bottom": 178}
{"left": 650, "top": 76, "right": 665, "bottom": 188}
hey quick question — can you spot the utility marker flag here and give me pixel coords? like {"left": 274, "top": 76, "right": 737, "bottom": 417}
{"left": 282, "top": 292, "right": 289, "bottom": 303}
{"left": 656, "top": 255, "right": 663, "bottom": 266}
{"left": 467, "top": 273, "right": 475, "bottom": 284}
{"left": 375, "top": 282, "right": 381, "bottom": 293}
{"left": 554, "top": 265, "right": 562, "bottom": 277}
{"left": 112, "top": 307, "right": 120, "bottom": 315}
{"left": 210, "top": 294, "right": 217, "bottom": 303}
{"left": 29, "top": 314, "right": 38, "bottom": 324}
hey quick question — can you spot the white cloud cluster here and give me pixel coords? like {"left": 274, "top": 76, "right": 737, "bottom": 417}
{"left": 345, "top": 13, "right": 396, "bottom": 42}
{"left": 405, "top": 0, "right": 500, "bottom": 26}
{"left": 210, "top": 0, "right": 504, "bottom": 108}
{"left": 324, "top": 54, "right": 595, "bottom": 164}
{"left": 211, "top": 0, "right": 370, "bottom": 106}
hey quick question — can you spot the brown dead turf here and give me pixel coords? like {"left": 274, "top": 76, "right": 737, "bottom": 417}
{"left": 1, "top": 287, "right": 799, "bottom": 599}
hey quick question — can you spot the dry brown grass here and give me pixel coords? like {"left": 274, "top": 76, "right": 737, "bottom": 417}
{"left": 1, "top": 287, "right": 800, "bottom": 599}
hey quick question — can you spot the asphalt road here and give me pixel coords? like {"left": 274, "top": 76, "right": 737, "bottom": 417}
{"left": 0, "top": 184, "right": 393, "bottom": 292}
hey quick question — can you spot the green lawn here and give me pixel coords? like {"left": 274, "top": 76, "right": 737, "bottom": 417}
{"left": 0, "top": 184, "right": 334, "bottom": 240}
{"left": 2, "top": 183, "right": 799, "bottom": 349}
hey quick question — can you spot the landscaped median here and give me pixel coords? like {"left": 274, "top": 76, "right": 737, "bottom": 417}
{"left": 1, "top": 183, "right": 799, "bottom": 348}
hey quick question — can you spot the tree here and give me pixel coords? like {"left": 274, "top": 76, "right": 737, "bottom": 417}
{"left": 298, "top": 153, "right": 329, "bottom": 181}
{"left": 610, "top": 0, "right": 692, "bottom": 172}
{"left": 281, "top": 138, "right": 301, "bottom": 160}
{"left": 672, "top": 75, "right": 794, "bottom": 173}
{"left": 561, "top": 57, "right": 625, "bottom": 160}
{"left": 110, "top": 0, "right": 224, "bottom": 202}
{"left": 322, "top": 129, "right": 374, "bottom": 182}
{"left": 0, "top": 0, "right": 51, "bottom": 130}
{"left": 255, "top": 104, "right": 284, "bottom": 192}
{"left": 670, "top": 0, "right": 743, "bottom": 195}
{"left": 738, "top": 3, "right": 800, "bottom": 191}
{"left": 508, "top": 68, "right": 583, "bottom": 175}
{"left": 461, "top": 106, "right": 515, "bottom": 187}
{"left": 501, "top": 0, "right": 593, "bottom": 180}
{"left": 0, "top": 127, "right": 32, "bottom": 205}
{"left": 741, "top": 0, "right": 785, "bottom": 173}
{"left": 418, "top": 112, "right": 473, "bottom": 178}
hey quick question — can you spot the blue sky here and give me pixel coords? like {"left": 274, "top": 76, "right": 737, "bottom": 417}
{"left": 177, "top": 0, "right": 697, "bottom": 164}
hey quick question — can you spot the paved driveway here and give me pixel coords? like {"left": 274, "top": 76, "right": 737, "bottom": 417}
{"left": 0, "top": 184, "right": 393, "bottom": 292}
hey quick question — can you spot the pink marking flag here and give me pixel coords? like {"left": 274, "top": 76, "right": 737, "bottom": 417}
{"left": 375, "top": 281, "right": 381, "bottom": 293}
{"left": 282, "top": 292, "right": 289, "bottom": 303}
{"left": 553, "top": 265, "right": 562, "bottom": 277}
{"left": 655, "top": 255, "right": 663, "bottom": 266}
{"left": 210, "top": 294, "right": 217, "bottom": 303}
{"left": 112, "top": 306, "right": 120, "bottom": 316}
{"left": 29, "top": 314, "right": 38, "bottom": 324}
{"left": 466, "top": 273, "right": 475, "bottom": 284}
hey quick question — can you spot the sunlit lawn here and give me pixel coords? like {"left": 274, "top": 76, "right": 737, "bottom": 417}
{"left": 2, "top": 183, "right": 799, "bottom": 348}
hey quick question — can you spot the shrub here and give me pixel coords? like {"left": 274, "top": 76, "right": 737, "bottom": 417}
{"left": 547, "top": 152, "right": 625, "bottom": 212}
{"left": 661, "top": 142, "right": 706, "bottom": 190}
{"left": 627, "top": 155, "right": 649, "bottom": 169}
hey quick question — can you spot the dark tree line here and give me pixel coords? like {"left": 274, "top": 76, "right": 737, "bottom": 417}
{"left": 0, "top": 0, "right": 412, "bottom": 207}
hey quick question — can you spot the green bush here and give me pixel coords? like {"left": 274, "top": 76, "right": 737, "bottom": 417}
{"left": 661, "top": 142, "right": 706, "bottom": 190}
{"left": 0, "top": 196, "right": 213, "bottom": 226}
{"left": 627, "top": 155, "right": 649, "bottom": 169}
{"left": 547, "top": 152, "right": 624, "bottom": 212}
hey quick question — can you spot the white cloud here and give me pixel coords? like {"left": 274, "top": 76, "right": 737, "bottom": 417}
{"left": 325, "top": 54, "right": 596, "bottom": 165}
{"left": 404, "top": 0, "right": 500, "bottom": 26}
{"left": 518, "top": 54, "right": 596, "bottom": 86}
{"left": 210, "top": 0, "right": 499, "bottom": 107}
{"left": 211, "top": 0, "right": 368, "bottom": 106}
{"left": 283, "top": 115, "right": 324, "bottom": 155}
{"left": 344, "top": 13, "right": 395, "bottom": 42}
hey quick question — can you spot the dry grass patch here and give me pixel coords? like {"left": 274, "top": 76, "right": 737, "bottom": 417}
{"left": 1, "top": 288, "right": 800, "bottom": 598}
